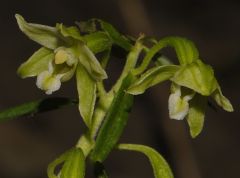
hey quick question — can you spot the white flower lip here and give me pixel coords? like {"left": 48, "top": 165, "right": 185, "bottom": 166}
{"left": 168, "top": 86, "right": 194, "bottom": 120}
{"left": 36, "top": 71, "right": 62, "bottom": 95}
{"left": 35, "top": 48, "right": 78, "bottom": 94}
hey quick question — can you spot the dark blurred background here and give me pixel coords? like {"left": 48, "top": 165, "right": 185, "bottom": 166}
{"left": 0, "top": 0, "right": 240, "bottom": 177}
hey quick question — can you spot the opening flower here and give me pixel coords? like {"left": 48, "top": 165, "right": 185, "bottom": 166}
{"left": 15, "top": 14, "right": 109, "bottom": 127}
{"left": 126, "top": 37, "right": 233, "bottom": 138}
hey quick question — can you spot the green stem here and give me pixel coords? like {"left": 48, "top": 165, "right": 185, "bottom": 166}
{"left": 112, "top": 37, "right": 144, "bottom": 92}
{"left": 90, "top": 92, "right": 114, "bottom": 138}
{"left": 76, "top": 133, "right": 94, "bottom": 157}
{"left": 97, "top": 81, "right": 107, "bottom": 96}
{"left": 132, "top": 39, "right": 168, "bottom": 75}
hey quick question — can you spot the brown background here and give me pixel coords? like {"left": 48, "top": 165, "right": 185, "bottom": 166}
{"left": 0, "top": 0, "right": 240, "bottom": 177}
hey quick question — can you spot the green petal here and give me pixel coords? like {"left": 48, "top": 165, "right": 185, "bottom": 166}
{"left": 78, "top": 44, "right": 108, "bottom": 81}
{"left": 212, "top": 85, "right": 233, "bottom": 112}
{"left": 60, "top": 148, "right": 85, "bottom": 178}
{"left": 56, "top": 23, "right": 82, "bottom": 41}
{"left": 127, "top": 65, "right": 179, "bottom": 95}
{"left": 171, "top": 60, "right": 218, "bottom": 96}
{"left": 187, "top": 94, "right": 207, "bottom": 138}
{"left": 76, "top": 63, "right": 97, "bottom": 128}
{"left": 17, "top": 47, "right": 54, "bottom": 78}
{"left": 15, "top": 14, "right": 66, "bottom": 49}
{"left": 118, "top": 144, "right": 174, "bottom": 178}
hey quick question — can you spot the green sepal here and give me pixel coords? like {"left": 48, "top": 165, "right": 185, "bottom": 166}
{"left": 56, "top": 23, "right": 82, "bottom": 41}
{"left": 127, "top": 65, "right": 179, "bottom": 95}
{"left": 82, "top": 32, "right": 112, "bottom": 54}
{"left": 90, "top": 74, "right": 134, "bottom": 162}
{"left": 118, "top": 144, "right": 174, "bottom": 178}
{"left": 76, "top": 63, "right": 97, "bottom": 128}
{"left": 97, "top": 19, "right": 132, "bottom": 51}
{"left": 17, "top": 47, "right": 54, "bottom": 78}
{"left": 60, "top": 147, "right": 85, "bottom": 178}
{"left": 77, "top": 44, "right": 108, "bottom": 81}
{"left": 0, "top": 97, "right": 77, "bottom": 122}
{"left": 171, "top": 60, "right": 218, "bottom": 96}
{"left": 163, "top": 36, "right": 199, "bottom": 65}
{"left": 15, "top": 14, "right": 66, "bottom": 49}
{"left": 187, "top": 94, "right": 207, "bottom": 138}
{"left": 212, "top": 85, "right": 233, "bottom": 112}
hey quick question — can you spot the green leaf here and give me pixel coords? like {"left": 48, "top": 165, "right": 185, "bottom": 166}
{"left": 187, "top": 94, "right": 207, "bottom": 138}
{"left": 17, "top": 47, "right": 54, "bottom": 78}
{"left": 127, "top": 65, "right": 179, "bottom": 95}
{"left": 118, "top": 144, "right": 174, "bottom": 178}
{"left": 47, "top": 149, "right": 71, "bottom": 178}
{"left": 76, "top": 63, "right": 97, "bottom": 128}
{"left": 56, "top": 23, "right": 82, "bottom": 41}
{"left": 90, "top": 74, "right": 134, "bottom": 162}
{"left": 171, "top": 60, "right": 218, "bottom": 96}
{"left": 77, "top": 44, "right": 108, "bottom": 81}
{"left": 15, "top": 14, "right": 66, "bottom": 49}
{"left": 97, "top": 19, "right": 132, "bottom": 51}
{"left": 60, "top": 148, "right": 85, "bottom": 178}
{"left": 133, "top": 36, "right": 199, "bottom": 75}
{"left": 0, "top": 97, "right": 77, "bottom": 122}
{"left": 212, "top": 86, "right": 233, "bottom": 112}
{"left": 83, "top": 32, "right": 112, "bottom": 54}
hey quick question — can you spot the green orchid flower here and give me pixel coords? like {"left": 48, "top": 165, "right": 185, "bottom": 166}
{"left": 168, "top": 59, "right": 233, "bottom": 137}
{"left": 15, "top": 14, "right": 108, "bottom": 127}
{"left": 127, "top": 37, "right": 233, "bottom": 138}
